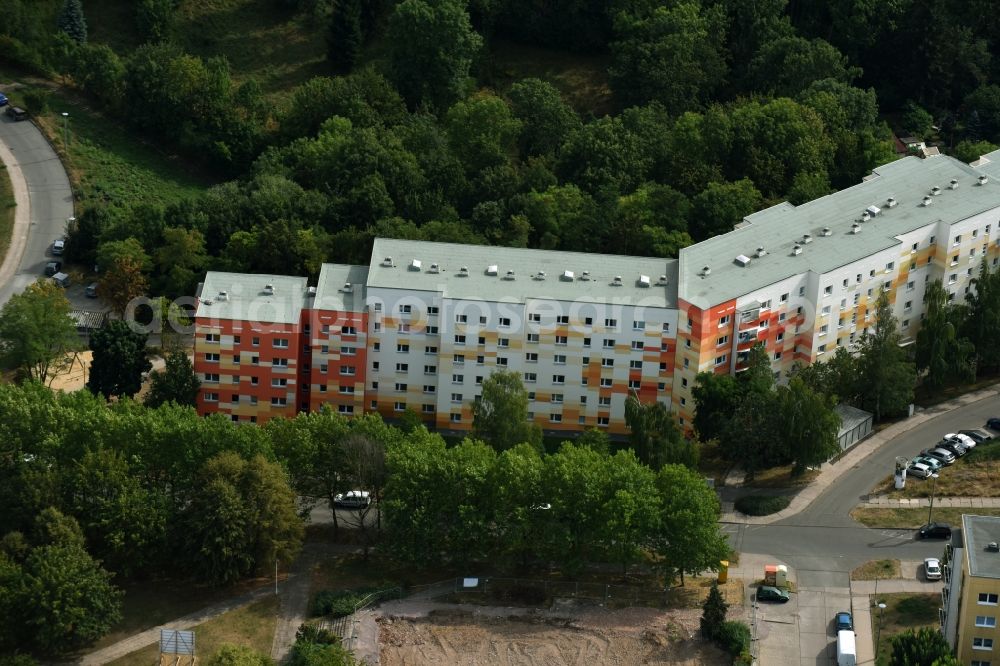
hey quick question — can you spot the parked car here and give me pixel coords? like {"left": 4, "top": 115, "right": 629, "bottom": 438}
{"left": 937, "top": 439, "right": 968, "bottom": 457}
{"left": 333, "top": 490, "right": 371, "bottom": 508}
{"left": 43, "top": 261, "right": 62, "bottom": 277}
{"left": 918, "top": 523, "right": 953, "bottom": 539}
{"left": 946, "top": 432, "right": 977, "bottom": 449}
{"left": 835, "top": 611, "right": 854, "bottom": 632}
{"left": 922, "top": 448, "right": 956, "bottom": 465}
{"left": 756, "top": 585, "right": 790, "bottom": 603}
{"left": 924, "top": 557, "right": 943, "bottom": 580}
{"left": 911, "top": 455, "right": 943, "bottom": 472}
{"left": 960, "top": 429, "right": 994, "bottom": 444}
{"left": 0, "top": 92, "right": 8, "bottom": 107}
{"left": 987, "top": 417, "right": 1000, "bottom": 431}
{"left": 5, "top": 106, "right": 27, "bottom": 121}
{"left": 51, "top": 272, "right": 70, "bottom": 288}
{"left": 907, "top": 462, "right": 933, "bottom": 479}
{"left": 51, "top": 239, "right": 65, "bottom": 256}
{"left": 85, "top": 282, "right": 98, "bottom": 298}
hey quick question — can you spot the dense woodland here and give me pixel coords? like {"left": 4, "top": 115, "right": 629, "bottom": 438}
{"left": 5, "top": 0, "right": 1000, "bottom": 298}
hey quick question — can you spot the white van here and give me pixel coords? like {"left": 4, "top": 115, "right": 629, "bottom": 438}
{"left": 837, "top": 630, "right": 856, "bottom": 666}
{"left": 334, "top": 490, "right": 371, "bottom": 508}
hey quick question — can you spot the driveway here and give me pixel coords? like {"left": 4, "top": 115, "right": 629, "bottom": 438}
{"left": 0, "top": 110, "right": 74, "bottom": 307}
{"left": 754, "top": 584, "right": 853, "bottom": 666}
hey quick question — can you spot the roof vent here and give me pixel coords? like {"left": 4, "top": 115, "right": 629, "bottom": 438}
{"left": 979, "top": 175, "right": 989, "bottom": 186}
{"left": 341, "top": 282, "right": 352, "bottom": 292}
{"left": 486, "top": 264, "right": 498, "bottom": 276}
{"left": 217, "top": 290, "right": 229, "bottom": 301}
{"left": 382, "top": 256, "right": 393, "bottom": 267}
{"left": 989, "top": 542, "right": 1000, "bottom": 552}
{"left": 579, "top": 270, "right": 591, "bottom": 281}
{"left": 866, "top": 205, "right": 881, "bottom": 217}
{"left": 503, "top": 269, "right": 515, "bottom": 280}
{"left": 263, "top": 283, "right": 274, "bottom": 295}
{"left": 821, "top": 227, "right": 832, "bottom": 236}
{"left": 886, "top": 197, "right": 898, "bottom": 208}
{"left": 534, "top": 271, "right": 546, "bottom": 280}
{"left": 756, "top": 246, "right": 767, "bottom": 258}
{"left": 458, "top": 266, "right": 469, "bottom": 277}
{"left": 931, "top": 186, "right": 941, "bottom": 196}
{"left": 950, "top": 178, "right": 959, "bottom": 190}
{"left": 409, "top": 259, "right": 422, "bottom": 271}
{"left": 802, "top": 234, "right": 813, "bottom": 244}
{"left": 792, "top": 244, "right": 802, "bottom": 255}
{"left": 656, "top": 275, "right": 668, "bottom": 285}
{"left": 612, "top": 275, "right": 624, "bottom": 285}
{"left": 307, "top": 286, "right": 316, "bottom": 295}
{"left": 735, "top": 254, "right": 751, "bottom": 267}
{"left": 923, "top": 195, "right": 933, "bottom": 206}
{"left": 861, "top": 211, "right": 871, "bottom": 223}
{"left": 851, "top": 222, "right": 861, "bottom": 234}
{"left": 701, "top": 266, "right": 711, "bottom": 277}
{"left": 560, "top": 270, "right": 574, "bottom": 281}
{"left": 428, "top": 263, "right": 440, "bottom": 274}
{"left": 638, "top": 274, "right": 651, "bottom": 287}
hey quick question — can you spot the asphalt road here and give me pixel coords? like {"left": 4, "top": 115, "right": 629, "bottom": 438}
{"left": 0, "top": 112, "right": 74, "bottom": 307}
{"left": 727, "top": 393, "right": 1000, "bottom": 587}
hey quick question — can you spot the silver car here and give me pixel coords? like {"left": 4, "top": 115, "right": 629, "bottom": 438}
{"left": 946, "top": 432, "right": 977, "bottom": 449}
{"left": 924, "top": 557, "right": 942, "bottom": 580}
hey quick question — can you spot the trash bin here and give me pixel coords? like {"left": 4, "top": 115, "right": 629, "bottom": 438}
{"left": 718, "top": 560, "right": 729, "bottom": 584}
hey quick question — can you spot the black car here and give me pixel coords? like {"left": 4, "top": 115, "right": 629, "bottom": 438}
{"left": 44, "top": 261, "right": 62, "bottom": 277}
{"left": 988, "top": 417, "right": 1000, "bottom": 432}
{"left": 918, "top": 522, "right": 953, "bottom": 539}
{"left": 5, "top": 106, "right": 27, "bottom": 121}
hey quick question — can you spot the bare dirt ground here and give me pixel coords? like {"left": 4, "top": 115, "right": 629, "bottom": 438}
{"left": 378, "top": 604, "right": 730, "bottom": 666}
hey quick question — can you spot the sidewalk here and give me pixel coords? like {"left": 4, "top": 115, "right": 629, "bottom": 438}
{"left": 851, "top": 576, "right": 943, "bottom": 666}
{"left": 720, "top": 383, "right": 1000, "bottom": 524}
{"left": 861, "top": 496, "right": 1000, "bottom": 508}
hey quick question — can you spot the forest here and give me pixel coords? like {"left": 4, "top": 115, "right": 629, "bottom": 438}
{"left": 4, "top": 0, "right": 1000, "bottom": 298}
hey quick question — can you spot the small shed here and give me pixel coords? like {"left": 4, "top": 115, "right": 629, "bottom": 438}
{"left": 70, "top": 310, "right": 108, "bottom": 333}
{"left": 835, "top": 404, "right": 873, "bottom": 452}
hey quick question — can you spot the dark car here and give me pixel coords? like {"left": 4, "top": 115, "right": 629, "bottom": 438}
{"left": 0, "top": 92, "right": 8, "bottom": 107}
{"left": 756, "top": 585, "right": 789, "bottom": 602}
{"left": 85, "top": 282, "right": 98, "bottom": 298}
{"left": 835, "top": 611, "right": 854, "bottom": 632}
{"left": 918, "top": 522, "right": 953, "bottom": 539}
{"left": 5, "top": 106, "right": 27, "bottom": 121}
{"left": 937, "top": 439, "right": 968, "bottom": 457}
{"left": 988, "top": 418, "right": 1000, "bottom": 431}
{"left": 960, "top": 429, "right": 994, "bottom": 443}
{"left": 43, "top": 261, "right": 62, "bottom": 277}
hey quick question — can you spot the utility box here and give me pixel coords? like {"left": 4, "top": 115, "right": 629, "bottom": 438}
{"left": 718, "top": 560, "right": 729, "bottom": 584}
{"left": 764, "top": 565, "right": 777, "bottom": 585}
{"left": 775, "top": 565, "right": 788, "bottom": 587}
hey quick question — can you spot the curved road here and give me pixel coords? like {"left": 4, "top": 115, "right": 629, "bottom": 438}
{"left": 0, "top": 112, "right": 74, "bottom": 306}
{"left": 726, "top": 392, "right": 1000, "bottom": 587}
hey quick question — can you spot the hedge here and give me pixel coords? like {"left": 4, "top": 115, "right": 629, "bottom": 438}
{"left": 734, "top": 494, "right": 791, "bottom": 516}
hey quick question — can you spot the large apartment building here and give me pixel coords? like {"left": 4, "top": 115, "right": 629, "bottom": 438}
{"left": 942, "top": 514, "right": 1000, "bottom": 665}
{"left": 193, "top": 152, "right": 1000, "bottom": 431}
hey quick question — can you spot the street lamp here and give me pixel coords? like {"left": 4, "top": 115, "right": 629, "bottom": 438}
{"left": 927, "top": 472, "right": 940, "bottom": 525}
{"left": 876, "top": 602, "right": 887, "bottom": 658}
{"left": 61, "top": 112, "right": 69, "bottom": 152}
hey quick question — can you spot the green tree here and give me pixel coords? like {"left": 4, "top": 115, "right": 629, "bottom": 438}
{"left": 70, "top": 43, "right": 125, "bottom": 110}
{"left": 98, "top": 256, "right": 150, "bottom": 317}
{"left": 155, "top": 227, "right": 208, "bottom": 298}
{"left": 700, "top": 580, "right": 727, "bottom": 640}
{"left": 386, "top": 0, "right": 482, "bottom": 111}
{"left": 540, "top": 443, "right": 608, "bottom": 574}
{"left": 791, "top": 347, "right": 860, "bottom": 405}
{"left": 857, "top": 291, "right": 916, "bottom": 420}
{"left": 775, "top": 377, "right": 841, "bottom": 476}
{"left": 689, "top": 179, "right": 763, "bottom": 240}
{"left": 655, "top": 464, "right": 729, "bottom": 585}
{"left": 327, "top": 0, "right": 363, "bottom": 75}
{"left": 599, "top": 451, "right": 659, "bottom": 576}
{"left": 748, "top": 36, "right": 858, "bottom": 97}
{"left": 136, "top": 0, "right": 175, "bottom": 43}
{"left": 472, "top": 370, "right": 542, "bottom": 451}
{"left": 0, "top": 280, "right": 79, "bottom": 384}
{"left": 575, "top": 428, "right": 610, "bottom": 455}
{"left": 507, "top": 78, "right": 580, "bottom": 157}
{"left": 488, "top": 444, "right": 546, "bottom": 569}
{"left": 207, "top": 644, "right": 275, "bottom": 666}
{"left": 889, "top": 627, "right": 952, "bottom": 666}
{"left": 916, "top": 279, "right": 975, "bottom": 389}
{"left": 288, "top": 641, "right": 355, "bottom": 666}
{"left": 146, "top": 350, "right": 200, "bottom": 407}
{"left": 965, "top": 262, "right": 1000, "bottom": 372}
{"left": 57, "top": 0, "right": 87, "bottom": 44}
{"left": 900, "top": 100, "right": 934, "bottom": 139}
{"left": 445, "top": 92, "right": 522, "bottom": 174}
{"left": 953, "top": 139, "right": 997, "bottom": 163}
{"left": 86, "top": 320, "right": 152, "bottom": 399}
{"left": 624, "top": 395, "right": 698, "bottom": 468}
{"left": 691, "top": 372, "right": 740, "bottom": 442}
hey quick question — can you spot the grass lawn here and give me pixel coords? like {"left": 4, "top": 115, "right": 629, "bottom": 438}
{"left": 851, "top": 506, "right": 1000, "bottom": 529}
{"left": 870, "top": 439, "right": 1000, "bottom": 499}
{"left": 851, "top": 559, "right": 901, "bottom": 581}
{"left": 870, "top": 593, "right": 939, "bottom": 666}
{"left": 743, "top": 464, "right": 821, "bottom": 489}
{"left": 0, "top": 161, "right": 14, "bottom": 266}
{"left": 105, "top": 595, "right": 278, "bottom": 666}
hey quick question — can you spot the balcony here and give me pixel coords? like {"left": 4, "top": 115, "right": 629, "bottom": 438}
{"left": 738, "top": 309, "right": 760, "bottom": 329}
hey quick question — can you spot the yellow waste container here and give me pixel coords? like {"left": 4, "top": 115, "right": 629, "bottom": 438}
{"left": 718, "top": 560, "right": 729, "bottom": 583}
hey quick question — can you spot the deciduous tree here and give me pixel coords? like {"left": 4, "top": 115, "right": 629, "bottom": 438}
{"left": 146, "top": 350, "right": 200, "bottom": 407}
{"left": 857, "top": 291, "right": 916, "bottom": 420}
{"left": 472, "top": 370, "right": 542, "bottom": 451}
{"left": 86, "top": 320, "right": 152, "bottom": 399}
{"left": 775, "top": 376, "right": 841, "bottom": 476}
{"left": 655, "top": 464, "right": 729, "bottom": 585}
{"left": 0, "top": 280, "right": 79, "bottom": 384}
{"left": 98, "top": 256, "right": 149, "bottom": 317}
{"left": 916, "top": 279, "right": 975, "bottom": 389}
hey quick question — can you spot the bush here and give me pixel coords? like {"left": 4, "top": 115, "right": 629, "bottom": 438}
{"left": 734, "top": 494, "right": 790, "bottom": 516}
{"left": 310, "top": 588, "right": 376, "bottom": 617}
{"left": 20, "top": 88, "right": 52, "bottom": 114}
{"left": 716, "top": 620, "right": 751, "bottom": 657}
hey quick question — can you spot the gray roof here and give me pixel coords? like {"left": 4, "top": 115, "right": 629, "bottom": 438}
{"left": 196, "top": 272, "right": 308, "bottom": 325}
{"left": 678, "top": 155, "right": 1000, "bottom": 308}
{"left": 314, "top": 264, "right": 369, "bottom": 312}
{"left": 70, "top": 310, "right": 108, "bottom": 331}
{"left": 368, "top": 238, "right": 679, "bottom": 307}
{"left": 835, "top": 404, "right": 872, "bottom": 436}
{"left": 964, "top": 514, "right": 1000, "bottom": 579}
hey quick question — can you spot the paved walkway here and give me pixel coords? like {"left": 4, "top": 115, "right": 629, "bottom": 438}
{"left": 861, "top": 495, "right": 1000, "bottom": 508}
{"left": 270, "top": 543, "right": 322, "bottom": 663}
{"left": 720, "top": 384, "right": 1000, "bottom": 524}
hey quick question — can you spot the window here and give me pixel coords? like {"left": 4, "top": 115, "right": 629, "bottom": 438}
{"left": 271, "top": 378, "right": 288, "bottom": 387}
{"left": 422, "top": 404, "right": 434, "bottom": 413}
{"left": 339, "top": 385, "right": 354, "bottom": 394}
{"left": 394, "top": 402, "right": 406, "bottom": 412}
{"left": 715, "top": 355, "right": 727, "bottom": 365}
{"left": 904, "top": 300, "right": 912, "bottom": 310}
{"left": 399, "top": 304, "right": 412, "bottom": 314}
{"left": 557, "top": 315, "right": 569, "bottom": 324}
{"left": 205, "top": 333, "right": 220, "bottom": 343}
{"left": 424, "top": 365, "right": 436, "bottom": 375}
{"left": 273, "top": 338, "right": 289, "bottom": 349}
{"left": 553, "top": 374, "right": 565, "bottom": 384}
{"left": 630, "top": 360, "right": 643, "bottom": 369}
{"left": 824, "top": 285, "right": 833, "bottom": 295}
{"left": 272, "top": 358, "right": 290, "bottom": 368}
{"left": 955, "top": 234, "right": 962, "bottom": 246}
{"left": 600, "top": 378, "right": 613, "bottom": 387}
{"left": 232, "top": 355, "right": 240, "bottom": 364}
{"left": 524, "top": 372, "right": 537, "bottom": 382}
{"left": 204, "top": 392, "right": 219, "bottom": 402}
{"left": 397, "top": 343, "right": 410, "bottom": 353}
{"left": 662, "top": 322, "right": 670, "bottom": 332}
{"left": 338, "top": 405, "right": 354, "bottom": 415}
{"left": 477, "top": 355, "right": 485, "bottom": 365}
{"left": 372, "top": 361, "right": 379, "bottom": 371}
{"left": 252, "top": 336, "right": 260, "bottom": 347}
{"left": 423, "top": 385, "right": 436, "bottom": 394}
{"left": 450, "top": 413, "right": 462, "bottom": 423}
{"left": 475, "top": 376, "right": 484, "bottom": 385}
{"left": 601, "top": 358, "right": 614, "bottom": 367}
{"left": 886, "top": 261, "right": 894, "bottom": 271}
{"left": 205, "top": 353, "right": 220, "bottom": 362}
{"left": 398, "top": 323, "right": 411, "bottom": 333}
{"left": 451, "top": 393, "right": 462, "bottom": 403}
{"left": 373, "top": 342, "right": 381, "bottom": 352}
{"left": 597, "top": 416, "right": 609, "bottom": 426}
{"left": 554, "top": 354, "right": 566, "bottom": 364}
{"left": 341, "top": 345, "right": 356, "bottom": 356}
{"left": 583, "top": 337, "right": 592, "bottom": 348}
{"left": 582, "top": 357, "right": 590, "bottom": 365}
{"left": 455, "top": 335, "right": 466, "bottom": 345}
{"left": 551, "top": 393, "right": 563, "bottom": 404}
{"left": 550, "top": 414, "right": 563, "bottom": 423}
{"left": 912, "top": 242, "right": 918, "bottom": 252}
{"left": 526, "top": 352, "right": 538, "bottom": 362}
{"left": 396, "top": 363, "right": 408, "bottom": 372}
{"left": 579, "top": 396, "right": 587, "bottom": 405}
{"left": 977, "top": 616, "right": 997, "bottom": 628}
{"left": 973, "top": 638, "right": 994, "bottom": 651}
{"left": 555, "top": 335, "right": 568, "bottom": 345}
{"left": 498, "top": 338, "right": 510, "bottom": 348}
{"left": 499, "top": 317, "right": 511, "bottom": 327}
{"left": 454, "top": 354, "right": 465, "bottom": 365}
{"left": 605, "top": 318, "right": 618, "bottom": 327}
{"left": 394, "top": 382, "right": 407, "bottom": 392}
{"left": 497, "top": 357, "right": 508, "bottom": 366}
{"left": 271, "top": 397, "right": 288, "bottom": 406}
{"left": 456, "top": 314, "right": 467, "bottom": 323}
{"left": 478, "top": 336, "right": 486, "bottom": 345}
{"left": 374, "top": 323, "right": 381, "bottom": 332}
{"left": 719, "top": 315, "right": 731, "bottom": 326}
{"left": 529, "top": 313, "right": 541, "bottom": 322}
{"left": 452, "top": 374, "right": 464, "bottom": 383}
{"left": 632, "top": 340, "right": 644, "bottom": 350}
{"left": 426, "top": 345, "right": 438, "bottom": 354}
{"left": 822, "top": 305, "right": 831, "bottom": 315}
{"left": 979, "top": 593, "right": 999, "bottom": 605}
{"left": 818, "top": 344, "right": 827, "bottom": 354}
{"left": 628, "top": 379, "right": 640, "bottom": 389}
{"left": 528, "top": 391, "right": 536, "bottom": 400}
{"left": 633, "top": 320, "right": 645, "bottom": 330}
{"left": 971, "top": 661, "right": 992, "bottom": 666}
{"left": 603, "top": 338, "right": 615, "bottom": 349}
{"left": 599, "top": 396, "right": 611, "bottom": 406}
{"left": 480, "top": 316, "right": 487, "bottom": 324}
{"left": 950, "top": 273, "right": 958, "bottom": 284}
{"left": 585, "top": 317, "right": 593, "bottom": 325}
{"left": 342, "top": 326, "right": 356, "bottom": 335}
{"left": 527, "top": 333, "right": 539, "bottom": 343}
{"left": 428, "top": 306, "right": 439, "bottom": 315}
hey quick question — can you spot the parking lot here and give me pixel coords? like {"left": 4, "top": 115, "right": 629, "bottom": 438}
{"left": 755, "top": 584, "right": 853, "bottom": 666}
